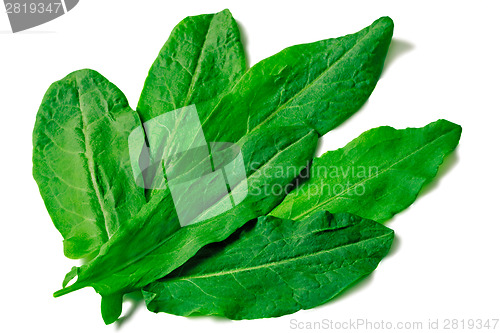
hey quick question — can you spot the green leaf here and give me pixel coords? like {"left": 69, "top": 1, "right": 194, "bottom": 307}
{"left": 137, "top": 15, "right": 392, "bottom": 203}
{"left": 32, "top": 69, "right": 146, "bottom": 259}
{"left": 131, "top": 14, "right": 393, "bottom": 245}
{"left": 202, "top": 16, "right": 393, "bottom": 143}
{"left": 101, "top": 293, "right": 123, "bottom": 325}
{"left": 143, "top": 211, "right": 394, "bottom": 319}
{"left": 53, "top": 126, "right": 319, "bottom": 297}
{"left": 51, "top": 15, "right": 394, "bottom": 324}
{"left": 136, "top": 9, "right": 246, "bottom": 203}
{"left": 62, "top": 266, "right": 78, "bottom": 288}
{"left": 137, "top": 9, "right": 246, "bottom": 123}
{"left": 270, "top": 119, "right": 462, "bottom": 222}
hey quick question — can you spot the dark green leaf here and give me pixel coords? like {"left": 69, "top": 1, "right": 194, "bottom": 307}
{"left": 143, "top": 211, "right": 394, "bottom": 319}
{"left": 202, "top": 16, "right": 393, "bottom": 143}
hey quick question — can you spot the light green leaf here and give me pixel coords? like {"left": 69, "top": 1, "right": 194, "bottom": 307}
{"left": 54, "top": 127, "right": 319, "bottom": 297}
{"left": 270, "top": 119, "right": 462, "bottom": 222}
{"left": 136, "top": 9, "right": 246, "bottom": 202}
{"left": 101, "top": 293, "right": 123, "bottom": 325}
{"left": 33, "top": 69, "right": 146, "bottom": 259}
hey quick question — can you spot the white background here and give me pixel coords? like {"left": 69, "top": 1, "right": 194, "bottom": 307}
{"left": 1, "top": 0, "right": 499, "bottom": 332}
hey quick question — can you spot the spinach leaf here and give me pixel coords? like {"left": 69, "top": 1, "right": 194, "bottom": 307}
{"left": 54, "top": 126, "right": 318, "bottom": 296}
{"left": 143, "top": 211, "right": 394, "bottom": 319}
{"left": 136, "top": 9, "right": 246, "bottom": 203}
{"left": 202, "top": 16, "right": 394, "bottom": 143}
{"left": 270, "top": 119, "right": 462, "bottom": 221}
{"left": 139, "top": 14, "right": 393, "bottom": 202}
{"left": 130, "top": 9, "right": 248, "bottom": 217}
{"left": 33, "top": 69, "right": 146, "bottom": 259}
{"left": 33, "top": 9, "right": 246, "bottom": 259}
{"left": 142, "top": 119, "right": 460, "bottom": 320}
{"left": 136, "top": 13, "right": 393, "bottom": 204}
{"left": 49, "top": 15, "right": 394, "bottom": 324}
{"left": 101, "top": 293, "right": 123, "bottom": 325}
{"left": 137, "top": 9, "right": 246, "bottom": 123}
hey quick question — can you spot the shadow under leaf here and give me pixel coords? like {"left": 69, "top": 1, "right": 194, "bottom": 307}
{"left": 115, "top": 291, "right": 145, "bottom": 329}
{"left": 418, "top": 148, "right": 460, "bottom": 199}
{"left": 383, "top": 38, "right": 415, "bottom": 74}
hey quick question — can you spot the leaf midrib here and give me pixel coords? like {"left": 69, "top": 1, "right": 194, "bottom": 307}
{"left": 163, "top": 232, "right": 391, "bottom": 282}
{"left": 77, "top": 80, "right": 112, "bottom": 240}
{"left": 182, "top": 14, "right": 215, "bottom": 107}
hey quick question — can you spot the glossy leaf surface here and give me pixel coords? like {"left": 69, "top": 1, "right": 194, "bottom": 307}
{"left": 33, "top": 69, "right": 146, "bottom": 259}
{"left": 271, "top": 119, "right": 462, "bottom": 222}
{"left": 144, "top": 211, "right": 394, "bottom": 319}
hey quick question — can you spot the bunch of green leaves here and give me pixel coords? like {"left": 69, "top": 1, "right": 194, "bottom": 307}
{"left": 33, "top": 9, "right": 461, "bottom": 324}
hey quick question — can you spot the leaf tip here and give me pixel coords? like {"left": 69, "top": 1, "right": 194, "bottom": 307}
{"left": 435, "top": 119, "right": 463, "bottom": 138}
{"left": 377, "top": 16, "right": 394, "bottom": 28}
{"left": 372, "top": 16, "right": 394, "bottom": 39}
{"left": 101, "top": 294, "right": 124, "bottom": 325}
